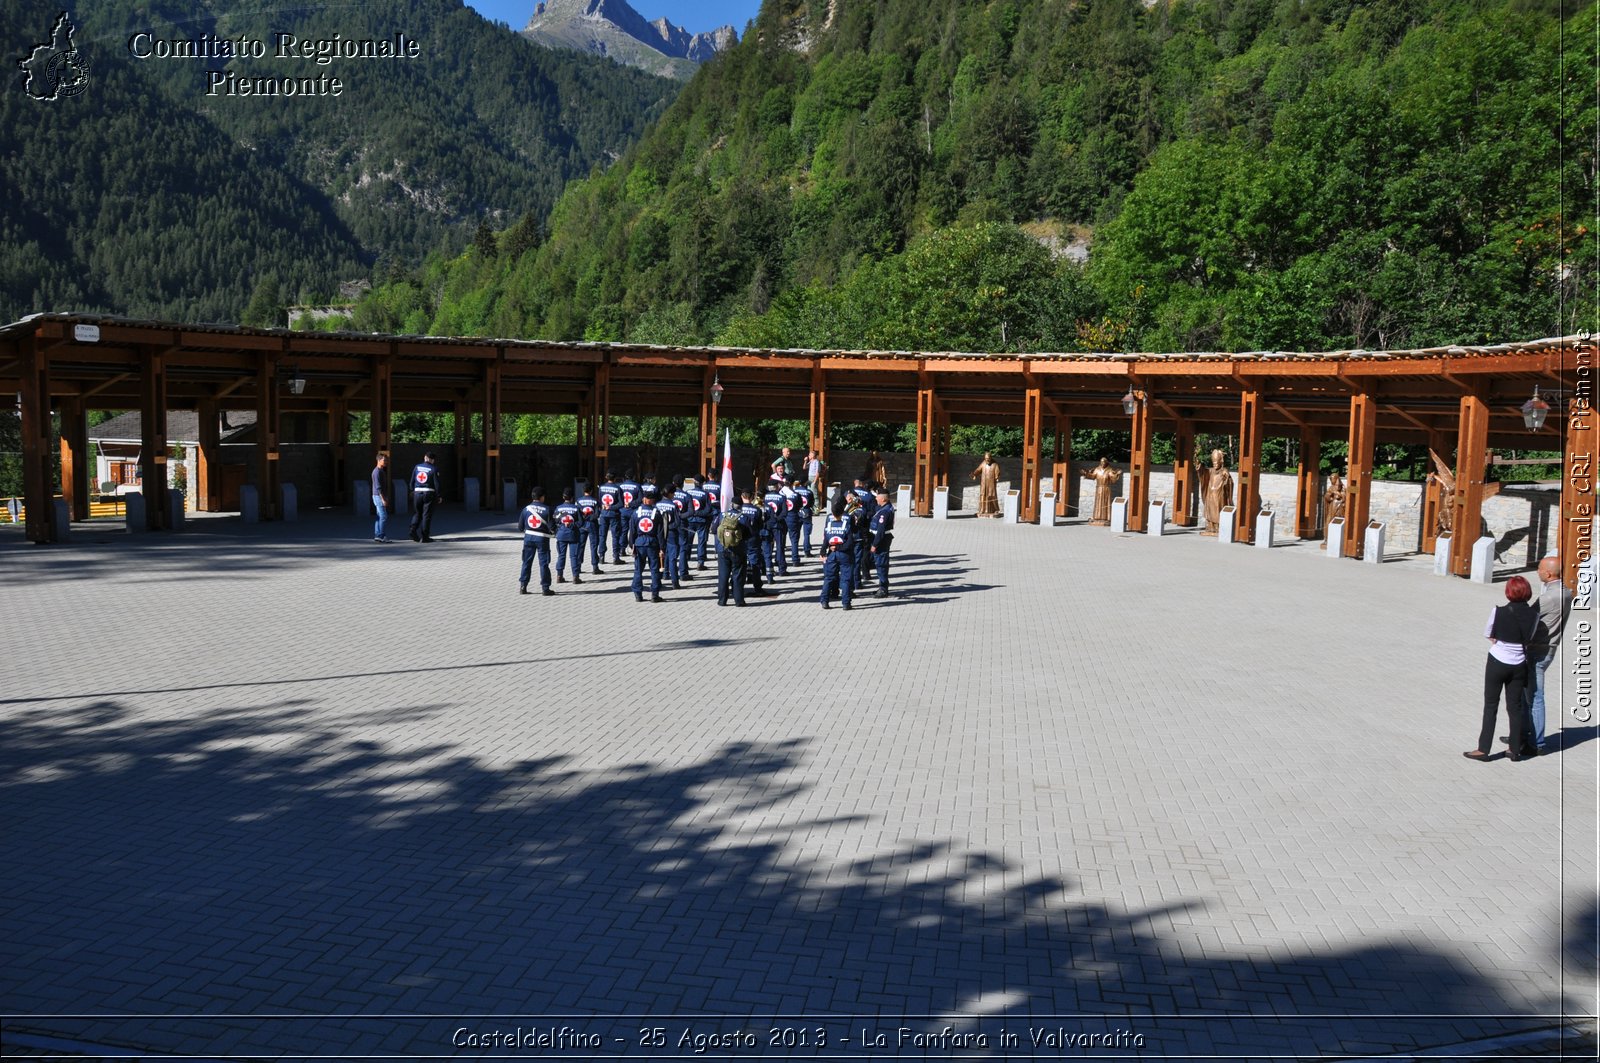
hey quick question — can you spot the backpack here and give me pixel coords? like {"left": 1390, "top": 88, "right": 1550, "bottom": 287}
{"left": 716, "top": 511, "right": 746, "bottom": 550}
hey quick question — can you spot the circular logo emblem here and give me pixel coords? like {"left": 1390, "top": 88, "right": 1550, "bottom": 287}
{"left": 526, "top": 513, "right": 542, "bottom": 530}
{"left": 638, "top": 517, "right": 654, "bottom": 534}
{"left": 416, "top": 472, "right": 428, "bottom": 484}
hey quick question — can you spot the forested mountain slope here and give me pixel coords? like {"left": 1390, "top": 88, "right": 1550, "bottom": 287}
{"left": 354, "top": 0, "right": 1595, "bottom": 354}
{"left": 1, "top": 0, "right": 680, "bottom": 322}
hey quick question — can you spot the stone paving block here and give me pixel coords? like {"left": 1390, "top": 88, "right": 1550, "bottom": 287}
{"left": 0, "top": 512, "right": 1593, "bottom": 1058}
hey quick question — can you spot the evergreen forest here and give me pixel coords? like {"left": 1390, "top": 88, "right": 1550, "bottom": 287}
{"left": 0, "top": 0, "right": 680, "bottom": 324}
{"left": 350, "top": 0, "right": 1596, "bottom": 358}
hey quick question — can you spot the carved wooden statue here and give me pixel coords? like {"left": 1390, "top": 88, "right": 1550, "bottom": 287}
{"left": 1198, "top": 448, "right": 1233, "bottom": 536}
{"left": 1428, "top": 447, "right": 1499, "bottom": 540}
{"left": 1082, "top": 457, "right": 1120, "bottom": 526}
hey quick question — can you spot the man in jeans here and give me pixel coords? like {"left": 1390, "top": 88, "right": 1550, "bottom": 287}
{"left": 1524, "top": 555, "right": 1573, "bottom": 754}
{"left": 370, "top": 453, "right": 391, "bottom": 542}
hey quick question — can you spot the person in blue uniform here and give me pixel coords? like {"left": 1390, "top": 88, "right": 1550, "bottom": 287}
{"left": 684, "top": 477, "right": 711, "bottom": 572}
{"left": 715, "top": 495, "right": 756, "bottom": 606}
{"left": 553, "top": 489, "right": 584, "bottom": 584}
{"left": 597, "top": 473, "right": 623, "bottom": 563}
{"left": 576, "top": 484, "right": 602, "bottom": 574}
{"left": 784, "top": 478, "right": 806, "bottom": 568}
{"left": 617, "top": 472, "right": 641, "bottom": 559}
{"left": 408, "top": 452, "right": 441, "bottom": 542}
{"left": 628, "top": 489, "right": 664, "bottom": 602}
{"left": 700, "top": 474, "right": 722, "bottom": 568}
{"left": 517, "top": 486, "right": 555, "bottom": 596}
{"left": 762, "top": 483, "right": 788, "bottom": 577}
{"left": 795, "top": 480, "right": 815, "bottom": 557}
{"left": 667, "top": 479, "right": 693, "bottom": 586}
{"left": 819, "top": 500, "right": 855, "bottom": 610}
{"left": 869, "top": 485, "right": 895, "bottom": 597}
{"left": 846, "top": 492, "right": 871, "bottom": 590}
{"left": 739, "top": 489, "right": 771, "bottom": 598}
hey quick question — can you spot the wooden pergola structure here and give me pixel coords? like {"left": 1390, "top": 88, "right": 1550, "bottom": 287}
{"left": 3, "top": 313, "right": 1592, "bottom": 585}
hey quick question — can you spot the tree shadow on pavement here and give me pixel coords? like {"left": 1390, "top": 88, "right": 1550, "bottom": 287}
{"left": 0, "top": 699, "right": 1583, "bottom": 1059}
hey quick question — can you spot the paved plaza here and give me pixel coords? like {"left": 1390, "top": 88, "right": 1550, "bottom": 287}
{"left": 1, "top": 505, "right": 1595, "bottom": 1060}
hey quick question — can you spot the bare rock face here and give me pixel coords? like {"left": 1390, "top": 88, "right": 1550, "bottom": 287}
{"left": 523, "top": 0, "right": 736, "bottom": 79}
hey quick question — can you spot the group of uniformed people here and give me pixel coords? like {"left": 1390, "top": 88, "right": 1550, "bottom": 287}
{"left": 515, "top": 469, "right": 897, "bottom": 609}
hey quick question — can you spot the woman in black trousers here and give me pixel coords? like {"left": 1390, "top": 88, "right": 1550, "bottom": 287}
{"left": 1464, "top": 575, "right": 1540, "bottom": 762}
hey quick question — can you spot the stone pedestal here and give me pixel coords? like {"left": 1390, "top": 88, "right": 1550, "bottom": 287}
{"left": 1469, "top": 535, "right": 1496, "bottom": 583}
{"left": 1147, "top": 500, "right": 1165, "bottom": 536}
{"left": 390, "top": 479, "right": 408, "bottom": 515}
{"left": 1362, "top": 521, "right": 1385, "bottom": 564}
{"left": 502, "top": 479, "right": 519, "bottom": 513}
{"left": 1109, "top": 497, "right": 1128, "bottom": 534}
{"left": 1039, "top": 490, "right": 1057, "bottom": 527}
{"left": 279, "top": 483, "right": 298, "bottom": 523}
{"left": 52, "top": 499, "right": 71, "bottom": 540}
{"left": 1325, "top": 518, "right": 1345, "bottom": 558}
{"left": 353, "top": 480, "right": 369, "bottom": 517}
{"left": 932, "top": 486, "right": 950, "bottom": 520}
{"left": 167, "top": 491, "right": 185, "bottom": 530}
{"left": 1002, "top": 490, "right": 1020, "bottom": 523}
{"left": 125, "top": 492, "right": 146, "bottom": 532}
{"left": 239, "top": 485, "right": 259, "bottom": 524}
{"left": 1433, "top": 533, "right": 1452, "bottom": 576}
{"left": 464, "top": 477, "right": 481, "bottom": 512}
{"left": 1254, "top": 510, "right": 1274, "bottom": 550}
{"left": 1218, "top": 505, "right": 1237, "bottom": 544}
{"left": 896, "top": 484, "right": 912, "bottom": 515}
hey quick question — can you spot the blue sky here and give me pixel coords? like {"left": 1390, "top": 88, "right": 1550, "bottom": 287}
{"left": 466, "top": 1, "right": 763, "bottom": 36}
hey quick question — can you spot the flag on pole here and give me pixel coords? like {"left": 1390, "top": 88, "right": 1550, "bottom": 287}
{"left": 719, "top": 429, "right": 735, "bottom": 514}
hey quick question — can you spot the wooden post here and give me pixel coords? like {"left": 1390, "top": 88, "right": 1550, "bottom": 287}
{"left": 1051, "top": 414, "right": 1071, "bottom": 517}
{"left": 18, "top": 333, "right": 56, "bottom": 543}
{"left": 698, "top": 364, "right": 718, "bottom": 477}
{"left": 592, "top": 359, "right": 610, "bottom": 481}
{"left": 141, "top": 347, "right": 170, "bottom": 531}
{"left": 1236, "top": 389, "right": 1263, "bottom": 543}
{"left": 808, "top": 364, "right": 828, "bottom": 467}
{"left": 452, "top": 401, "right": 470, "bottom": 502}
{"left": 256, "top": 352, "right": 280, "bottom": 521}
{"left": 914, "top": 385, "right": 935, "bottom": 516}
{"left": 1127, "top": 394, "right": 1152, "bottom": 532}
{"left": 1421, "top": 428, "right": 1450, "bottom": 553}
{"left": 371, "top": 347, "right": 393, "bottom": 456}
{"left": 328, "top": 397, "right": 348, "bottom": 506}
{"left": 1562, "top": 394, "right": 1596, "bottom": 590}
{"left": 1021, "top": 386, "right": 1043, "bottom": 522}
{"left": 933, "top": 406, "right": 951, "bottom": 490}
{"left": 1295, "top": 425, "right": 1322, "bottom": 539}
{"left": 482, "top": 357, "right": 501, "bottom": 507}
{"left": 59, "top": 396, "right": 89, "bottom": 521}
{"left": 1449, "top": 390, "right": 1491, "bottom": 577}
{"left": 1344, "top": 391, "right": 1377, "bottom": 559}
{"left": 1171, "top": 417, "right": 1195, "bottom": 527}
{"left": 196, "top": 398, "right": 221, "bottom": 512}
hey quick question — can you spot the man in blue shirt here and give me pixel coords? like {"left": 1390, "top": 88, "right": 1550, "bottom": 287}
{"left": 576, "top": 485, "right": 602, "bottom": 574}
{"left": 819, "top": 500, "right": 855, "bottom": 611}
{"left": 869, "top": 486, "right": 895, "bottom": 597}
{"left": 408, "top": 452, "right": 441, "bottom": 542}
{"left": 516, "top": 487, "right": 555, "bottom": 596}
{"left": 370, "top": 453, "right": 391, "bottom": 542}
{"left": 553, "top": 489, "right": 584, "bottom": 585}
{"left": 629, "top": 489, "right": 665, "bottom": 602}
{"left": 597, "top": 473, "right": 623, "bottom": 564}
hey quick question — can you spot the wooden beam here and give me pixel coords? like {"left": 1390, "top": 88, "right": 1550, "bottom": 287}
{"left": 481, "top": 357, "right": 501, "bottom": 508}
{"left": 1052, "top": 414, "right": 1071, "bottom": 517}
{"left": 914, "top": 385, "right": 936, "bottom": 516}
{"left": 328, "top": 397, "right": 348, "bottom": 507}
{"left": 1171, "top": 417, "right": 1195, "bottom": 526}
{"left": 1295, "top": 426, "right": 1322, "bottom": 540}
{"left": 1236, "top": 389, "right": 1264, "bottom": 542}
{"left": 1344, "top": 391, "right": 1377, "bottom": 559}
{"left": 1021, "top": 386, "right": 1043, "bottom": 522}
{"left": 371, "top": 347, "right": 393, "bottom": 454}
{"left": 592, "top": 358, "right": 610, "bottom": 480}
{"left": 808, "top": 364, "right": 829, "bottom": 467}
{"left": 59, "top": 396, "right": 89, "bottom": 521}
{"left": 196, "top": 399, "right": 221, "bottom": 512}
{"left": 1449, "top": 391, "right": 1491, "bottom": 577}
{"left": 18, "top": 335, "right": 57, "bottom": 542}
{"left": 139, "top": 347, "right": 170, "bottom": 531}
{"left": 256, "top": 352, "right": 280, "bottom": 521}
{"left": 1127, "top": 393, "right": 1152, "bottom": 532}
